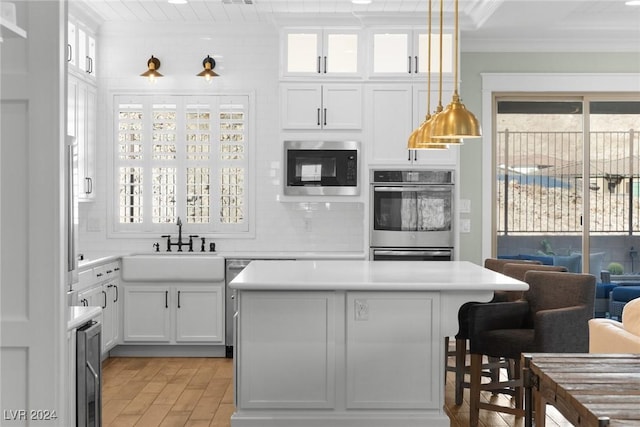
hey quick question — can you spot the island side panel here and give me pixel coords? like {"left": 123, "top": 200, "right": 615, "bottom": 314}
{"left": 236, "top": 291, "right": 336, "bottom": 409}
{"left": 345, "top": 291, "right": 441, "bottom": 409}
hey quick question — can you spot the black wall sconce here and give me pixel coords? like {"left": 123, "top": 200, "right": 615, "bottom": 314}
{"left": 197, "top": 55, "right": 219, "bottom": 83}
{"left": 140, "top": 55, "right": 163, "bottom": 83}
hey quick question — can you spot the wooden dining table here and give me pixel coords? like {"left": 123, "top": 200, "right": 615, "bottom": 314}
{"left": 522, "top": 353, "right": 640, "bottom": 427}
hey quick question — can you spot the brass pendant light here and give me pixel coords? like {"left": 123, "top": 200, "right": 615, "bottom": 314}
{"left": 407, "top": 0, "right": 449, "bottom": 150}
{"left": 431, "top": 0, "right": 481, "bottom": 140}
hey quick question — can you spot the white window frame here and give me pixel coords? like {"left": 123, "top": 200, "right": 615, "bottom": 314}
{"left": 107, "top": 92, "right": 255, "bottom": 238}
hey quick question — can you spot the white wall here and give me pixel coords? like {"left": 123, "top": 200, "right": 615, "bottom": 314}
{"left": 78, "top": 22, "right": 365, "bottom": 258}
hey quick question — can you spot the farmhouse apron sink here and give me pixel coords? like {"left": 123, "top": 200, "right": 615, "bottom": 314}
{"left": 121, "top": 254, "right": 224, "bottom": 282}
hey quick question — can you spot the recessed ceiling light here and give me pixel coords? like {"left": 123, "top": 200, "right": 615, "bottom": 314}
{"left": 352, "top": 0, "right": 372, "bottom": 4}
{"left": 625, "top": 0, "right": 640, "bottom": 5}
{"left": 168, "top": 0, "right": 188, "bottom": 4}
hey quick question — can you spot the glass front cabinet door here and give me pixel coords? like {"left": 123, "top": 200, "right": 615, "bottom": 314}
{"left": 369, "top": 29, "right": 453, "bottom": 78}
{"left": 283, "top": 28, "right": 361, "bottom": 77}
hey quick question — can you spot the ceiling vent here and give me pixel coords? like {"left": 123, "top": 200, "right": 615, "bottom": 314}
{"left": 221, "top": 0, "right": 253, "bottom": 4}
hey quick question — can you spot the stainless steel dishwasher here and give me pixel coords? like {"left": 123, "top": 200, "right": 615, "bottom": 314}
{"left": 225, "top": 259, "right": 252, "bottom": 357}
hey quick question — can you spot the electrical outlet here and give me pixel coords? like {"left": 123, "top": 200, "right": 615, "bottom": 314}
{"left": 354, "top": 299, "right": 369, "bottom": 321}
{"left": 460, "top": 219, "right": 471, "bottom": 233}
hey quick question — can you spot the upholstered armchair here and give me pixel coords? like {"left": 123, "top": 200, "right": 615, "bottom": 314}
{"left": 590, "top": 297, "right": 640, "bottom": 353}
{"left": 449, "top": 259, "right": 564, "bottom": 406}
{"left": 467, "top": 271, "right": 595, "bottom": 427}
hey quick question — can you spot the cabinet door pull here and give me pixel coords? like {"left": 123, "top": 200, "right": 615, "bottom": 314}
{"left": 323, "top": 108, "right": 327, "bottom": 126}
{"left": 408, "top": 56, "right": 412, "bottom": 73}
{"left": 323, "top": 56, "right": 327, "bottom": 74}
{"left": 317, "top": 108, "right": 321, "bottom": 126}
{"left": 177, "top": 290, "right": 181, "bottom": 309}
{"left": 414, "top": 150, "right": 418, "bottom": 162}
{"left": 88, "top": 57, "right": 93, "bottom": 74}
{"left": 114, "top": 285, "right": 118, "bottom": 303}
{"left": 165, "top": 291, "right": 168, "bottom": 308}
{"left": 317, "top": 56, "right": 321, "bottom": 74}
{"left": 67, "top": 44, "right": 72, "bottom": 62}
{"left": 85, "top": 177, "right": 93, "bottom": 195}
{"left": 414, "top": 56, "right": 418, "bottom": 73}
{"left": 102, "top": 290, "right": 107, "bottom": 309}
{"left": 408, "top": 150, "right": 412, "bottom": 161}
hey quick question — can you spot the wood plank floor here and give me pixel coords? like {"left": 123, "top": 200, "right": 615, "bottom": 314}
{"left": 102, "top": 354, "right": 574, "bottom": 427}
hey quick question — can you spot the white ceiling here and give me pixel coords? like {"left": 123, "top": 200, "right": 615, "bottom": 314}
{"left": 75, "top": 0, "right": 640, "bottom": 52}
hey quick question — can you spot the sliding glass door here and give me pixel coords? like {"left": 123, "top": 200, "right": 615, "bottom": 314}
{"left": 495, "top": 95, "right": 640, "bottom": 277}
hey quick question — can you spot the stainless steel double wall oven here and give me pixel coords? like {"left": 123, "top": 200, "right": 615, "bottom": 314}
{"left": 370, "top": 169, "right": 454, "bottom": 261}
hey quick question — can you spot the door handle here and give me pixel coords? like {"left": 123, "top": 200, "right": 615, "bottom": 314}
{"left": 323, "top": 108, "right": 327, "bottom": 126}
{"left": 414, "top": 55, "right": 418, "bottom": 73}
{"left": 317, "top": 108, "right": 321, "bottom": 126}
{"left": 177, "top": 290, "right": 181, "bottom": 309}
{"left": 165, "top": 290, "right": 168, "bottom": 308}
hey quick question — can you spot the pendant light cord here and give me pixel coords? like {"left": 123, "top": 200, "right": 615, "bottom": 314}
{"left": 438, "top": 0, "right": 444, "bottom": 111}
{"left": 454, "top": 0, "right": 459, "bottom": 97}
{"left": 427, "top": 0, "right": 432, "bottom": 117}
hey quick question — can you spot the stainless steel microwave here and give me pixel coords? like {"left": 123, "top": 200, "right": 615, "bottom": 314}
{"left": 284, "top": 140, "right": 360, "bottom": 196}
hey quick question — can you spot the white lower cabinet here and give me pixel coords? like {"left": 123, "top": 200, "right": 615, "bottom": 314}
{"left": 123, "top": 286, "right": 171, "bottom": 342}
{"left": 237, "top": 291, "right": 336, "bottom": 409}
{"left": 77, "top": 266, "right": 120, "bottom": 357}
{"left": 175, "top": 287, "right": 224, "bottom": 342}
{"left": 236, "top": 291, "right": 440, "bottom": 412}
{"left": 103, "top": 280, "right": 120, "bottom": 350}
{"left": 123, "top": 285, "right": 224, "bottom": 344}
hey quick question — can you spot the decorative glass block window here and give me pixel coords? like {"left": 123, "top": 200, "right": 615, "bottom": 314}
{"left": 112, "top": 95, "right": 250, "bottom": 234}
{"left": 118, "top": 167, "right": 143, "bottom": 223}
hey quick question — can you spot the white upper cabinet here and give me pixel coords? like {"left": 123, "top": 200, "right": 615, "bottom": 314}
{"left": 282, "top": 28, "right": 362, "bottom": 78}
{"left": 281, "top": 84, "right": 362, "bottom": 130}
{"left": 369, "top": 28, "right": 453, "bottom": 79}
{"left": 68, "top": 74, "right": 96, "bottom": 201}
{"left": 367, "top": 84, "right": 458, "bottom": 166}
{"left": 67, "top": 16, "right": 97, "bottom": 81}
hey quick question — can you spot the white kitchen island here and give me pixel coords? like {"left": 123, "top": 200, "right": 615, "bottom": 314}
{"left": 229, "top": 260, "right": 528, "bottom": 427}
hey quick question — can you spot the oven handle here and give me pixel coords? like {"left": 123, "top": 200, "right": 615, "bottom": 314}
{"left": 373, "top": 186, "right": 452, "bottom": 192}
{"left": 373, "top": 250, "right": 452, "bottom": 257}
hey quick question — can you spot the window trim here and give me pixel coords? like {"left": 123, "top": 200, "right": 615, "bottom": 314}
{"left": 106, "top": 90, "right": 256, "bottom": 239}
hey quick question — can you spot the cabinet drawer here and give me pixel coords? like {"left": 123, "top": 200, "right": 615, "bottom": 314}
{"left": 77, "top": 268, "right": 97, "bottom": 291}
{"left": 104, "top": 261, "right": 120, "bottom": 279}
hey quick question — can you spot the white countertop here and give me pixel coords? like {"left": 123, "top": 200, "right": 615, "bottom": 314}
{"left": 77, "top": 251, "right": 366, "bottom": 270}
{"left": 67, "top": 306, "right": 102, "bottom": 331}
{"left": 230, "top": 260, "right": 529, "bottom": 291}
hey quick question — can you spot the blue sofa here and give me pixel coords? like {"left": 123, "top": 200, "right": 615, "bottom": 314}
{"left": 499, "top": 252, "right": 610, "bottom": 316}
